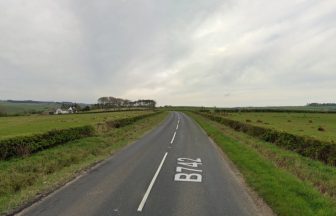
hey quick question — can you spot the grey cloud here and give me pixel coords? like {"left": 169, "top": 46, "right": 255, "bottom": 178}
{"left": 0, "top": 0, "right": 335, "bottom": 106}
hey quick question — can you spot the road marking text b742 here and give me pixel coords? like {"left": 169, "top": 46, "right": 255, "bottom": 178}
{"left": 174, "top": 158, "right": 203, "bottom": 183}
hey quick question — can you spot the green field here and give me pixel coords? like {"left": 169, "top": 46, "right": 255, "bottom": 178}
{"left": 0, "top": 101, "right": 59, "bottom": 115}
{"left": 218, "top": 112, "right": 336, "bottom": 142}
{"left": 0, "top": 111, "right": 153, "bottom": 140}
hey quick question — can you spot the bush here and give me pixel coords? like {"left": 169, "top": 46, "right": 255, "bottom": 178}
{"left": 318, "top": 126, "right": 325, "bottom": 132}
{"left": 0, "top": 126, "right": 95, "bottom": 160}
{"left": 199, "top": 109, "right": 211, "bottom": 113}
{"left": 82, "top": 106, "right": 91, "bottom": 112}
{"left": 196, "top": 112, "right": 336, "bottom": 166}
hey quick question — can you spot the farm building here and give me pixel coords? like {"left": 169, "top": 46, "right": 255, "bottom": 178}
{"left": 55, "top": 108, "right": 68, "bottom": 115}
{"left": 68, "top": 107, "right": 74, "bottom": 113}
{"left": 54, "top": 107, "right": 75, "bottom": 114}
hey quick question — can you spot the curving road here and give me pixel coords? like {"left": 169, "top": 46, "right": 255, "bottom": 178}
{"left": 18, "top": 112, "right": 262, "bottom": 216}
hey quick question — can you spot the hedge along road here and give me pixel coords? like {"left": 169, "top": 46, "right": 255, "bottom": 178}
{"left": 17, "top": 112, "right": 265, "bottom": 216}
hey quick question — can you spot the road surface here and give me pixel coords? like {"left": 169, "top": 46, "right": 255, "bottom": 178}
{"left": 18, "top": 112, "right": 263, "bottom": 216}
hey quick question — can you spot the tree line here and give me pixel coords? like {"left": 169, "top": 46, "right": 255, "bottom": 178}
{"left": 307, "top": 103, "right": 336, "bottom": 107}
{"left": 94, "top": 97, "right": 156, "bottom": 109}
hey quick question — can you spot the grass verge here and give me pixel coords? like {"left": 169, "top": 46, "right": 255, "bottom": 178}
{"left": 0, "top": 111, "right": 168, "bottom": 215}
{"left": 188, "top": 112, "right": 336, "bottom": 216}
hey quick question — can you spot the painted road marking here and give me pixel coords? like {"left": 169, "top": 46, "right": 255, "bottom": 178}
{"left": 174, "top": 158, "right": 203, "bottom": 183}
{"left": 170, "top": 131, "right": 176, "bottom": 144}
{"left": 171, "top": 117, "right": 179, "bottom": 143}
{"left": 176, "top": 166, "right": 202, "bottom": 173}
{"left": 137, "top": 152, "right": 168, "bottom": 212}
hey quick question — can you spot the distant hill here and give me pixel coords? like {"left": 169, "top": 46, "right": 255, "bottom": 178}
{"left": 0, "top": 100, "right": 89, "bottom": 116}
{"left": 0, "top": 100, "right": 59, "bottom": 115}
{"left": 5, "top": 100, "right": 57, "bottom": 104}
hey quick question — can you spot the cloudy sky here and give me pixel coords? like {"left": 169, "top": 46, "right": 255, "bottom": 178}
{"left": 0, "top": 0, "right": 335, "bottom": 107}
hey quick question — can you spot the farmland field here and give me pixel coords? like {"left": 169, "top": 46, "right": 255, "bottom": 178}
{"left": 0, "top": 110, "right": 154, "bottom": 140}
{"left": 0, "top": 101, "right": 59, "bottom": 115}
{"left": 218, "top": 112, "right": 336, "bottom": 142}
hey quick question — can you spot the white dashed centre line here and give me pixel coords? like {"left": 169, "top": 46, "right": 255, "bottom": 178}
{"left": 137, "top": 152, "right": 168, "bottom": 212}
{"left": 170, "top": 131, "right": 176, "bottom": 144}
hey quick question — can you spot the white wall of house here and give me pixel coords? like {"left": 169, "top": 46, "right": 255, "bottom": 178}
{"left": 55, "top": 108, "right": 69, "bottom": 114}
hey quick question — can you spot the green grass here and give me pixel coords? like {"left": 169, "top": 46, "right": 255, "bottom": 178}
{"left": 188, "top": 112, "right": 336, "bottom": 216}
{"left": 218, "top": 112, "right": 336, "bottom": 143}
{"left": 0, "top": 110, "right": 154, "bottom": 140}
{"left": 0, "top": 111, "right": 168, "bottom": 215}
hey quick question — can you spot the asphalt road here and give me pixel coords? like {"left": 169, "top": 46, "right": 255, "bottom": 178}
{"left": 18, "top": 112, "right": 262, "bottom": 216}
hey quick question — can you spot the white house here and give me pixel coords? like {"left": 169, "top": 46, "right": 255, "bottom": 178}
{"left": 68, "top": 107, "right": 73, "bottom": 114}
{"left": 54, "top": 107, "right": 76, "bottom": 115}
{"left": 55, "top": 108, "right": 69, "bottom": 115}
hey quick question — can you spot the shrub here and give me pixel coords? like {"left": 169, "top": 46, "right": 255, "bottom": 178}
{"left": 199, "top": 109, "right": 211, "bottom": 113}
{"left": 318, "top": 126, "right": 325, "bottom": 132}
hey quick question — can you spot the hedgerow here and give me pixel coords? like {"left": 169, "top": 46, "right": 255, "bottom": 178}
{"left": 0, "top": 126, "right": 95, "bottom": 160}
{"left": 196, "top": 112, "right": 336, "bottom": 166}
{"left": 213, "top": 108, "right": 336, "bottom": 114}
{"left": 105, "top": 111, "right": 162, "bottom": 128}
{"left": 0, "top": 111, "right": 162, "bottom": 160}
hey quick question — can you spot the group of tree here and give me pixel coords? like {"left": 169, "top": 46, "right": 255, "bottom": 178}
{"left": 60, "top": 102, "right": 82, "bottom": 111}
{"left": 307, "top": 103, "right": 336, "bottom": 107}
{"left": 95, "top": 97, "right": 156, "bottom": 109}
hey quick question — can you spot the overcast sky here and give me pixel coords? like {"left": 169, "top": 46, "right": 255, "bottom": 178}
{"left": 0, "top": 0, "right": 335, "bottom": 107}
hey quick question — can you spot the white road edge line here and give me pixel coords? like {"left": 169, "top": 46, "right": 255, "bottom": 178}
{"left": 137, "top": 152, "right": 168, "bottom": 212}
{"left": 176, "top": 124, "right": 179, "bottom": 130}
{"left": 170, "top": 131, "right": 176, "bottom": 144}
